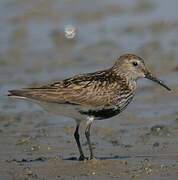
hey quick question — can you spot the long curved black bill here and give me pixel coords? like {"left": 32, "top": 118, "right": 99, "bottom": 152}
{"left": 145, "top": 72, "right": 171, "bottom": 91}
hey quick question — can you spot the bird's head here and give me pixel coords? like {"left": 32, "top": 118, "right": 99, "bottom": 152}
{"left": 112, "top": 54, "right": 171, "bottom": 91}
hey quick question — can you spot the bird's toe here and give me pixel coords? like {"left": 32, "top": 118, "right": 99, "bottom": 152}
{"left": 78, "top": 155, "right": 87, "bottom": 161}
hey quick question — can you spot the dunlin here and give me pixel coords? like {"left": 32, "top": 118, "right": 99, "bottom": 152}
{"left": 8, "top": 54, "right": 171, "bottom": 160}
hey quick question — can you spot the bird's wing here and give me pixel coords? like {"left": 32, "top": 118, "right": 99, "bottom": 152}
{"left": 8, "top": 72, "right": 122, "bottom": 107}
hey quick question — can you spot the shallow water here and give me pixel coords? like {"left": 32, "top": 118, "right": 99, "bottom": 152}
{"left": 0, "top": 0, "right": 178, "bottom": 179}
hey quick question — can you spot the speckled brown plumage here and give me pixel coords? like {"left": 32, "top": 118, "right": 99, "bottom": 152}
{"left": 9, "top": 69, "right": 134, "bottom": 107}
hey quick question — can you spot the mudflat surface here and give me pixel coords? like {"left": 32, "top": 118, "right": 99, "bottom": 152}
{"left": 0, "top": 0, "right": 178, "bottom": 179}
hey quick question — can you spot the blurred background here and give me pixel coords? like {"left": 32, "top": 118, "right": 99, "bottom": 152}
{"left": 1, "top": 0, "right": 178, "bottom": 87}
{"left": 0, "top": 0, "right": 178, "bottom": 179}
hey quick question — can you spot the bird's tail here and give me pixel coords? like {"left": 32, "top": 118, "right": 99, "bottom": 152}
{"left": 8, "top": 90, "right": 27, "bottom": 98}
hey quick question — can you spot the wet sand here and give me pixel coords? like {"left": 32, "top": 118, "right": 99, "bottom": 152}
{"left": 1, "top": 0, "right": 178, "bottom": 179}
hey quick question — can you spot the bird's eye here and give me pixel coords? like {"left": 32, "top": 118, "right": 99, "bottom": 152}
{"left": 132, "top": 61, "right": 138, "bottom": 67}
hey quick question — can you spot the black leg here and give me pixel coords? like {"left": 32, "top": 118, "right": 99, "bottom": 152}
{"left": 85, "top": 120, "right": 94, "bottom": 160}
{"left": 74, "top": 124, "right": 85, "bottom": 161}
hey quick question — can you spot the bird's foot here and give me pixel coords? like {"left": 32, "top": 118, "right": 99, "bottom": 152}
{"left": 89, "top": 156, "right": 96, "bottom": 161}
{"left": 78, "top": 155, "right": 97, "bottom": 161}
{"left": 78, "top": 155, "right": 87, "bottom": 161}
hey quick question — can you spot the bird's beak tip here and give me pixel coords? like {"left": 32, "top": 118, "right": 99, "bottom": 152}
{"left": 145, "top": 72, "right": 171, "bottom": 91}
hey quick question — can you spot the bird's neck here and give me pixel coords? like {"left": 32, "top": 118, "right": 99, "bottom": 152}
{"left": 111, "top": 70, "right": 137, "bottom": 92}
{"left": 111, "top": 66, "right": 137, "bottom": 88}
